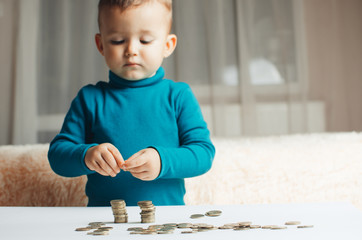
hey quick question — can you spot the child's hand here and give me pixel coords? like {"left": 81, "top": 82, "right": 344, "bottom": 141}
{"left": 84, "top": 143, "right": 124, "bottom": 177}
{"left": 122, "top": 148, "right": 161, "bottom": 181}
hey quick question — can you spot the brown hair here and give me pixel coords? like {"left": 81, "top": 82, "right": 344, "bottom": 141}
{"left": 98, "top": 0, "right": 173, "bottom": 31}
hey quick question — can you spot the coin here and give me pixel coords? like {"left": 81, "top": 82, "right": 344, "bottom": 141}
{"left": 285, "top": 221, "right": 301, "bottom": 225}
{"left": 181, "top": 230, "right": 196, "bottom": 234}
{"left": 93, "top": 229, "right": 110, "bottom": 233}
{"left": 127, "top": 227, "right": 144, "bottom": 231}
{"left": 87, "top": 231, "right": 109, "bottom": 235}
{"left": 137, "top": 200, "right": 153, "bottom": 206}
{"left": 177, "top": 223, "right": 193, "bottom": 228}
{"left": 140, "top": 230, "right": 157, "bottom": 235}
{"left": 163, "top": 223, "right": 178, "bottom": 227}
{"left": 297, "top": 225, "right": 314, "bottom": 228}
{"left": 250, "top": 225, "right": 262, "bottom": 229}
{"left": 110, "top": 199, "right": 125, "bottom": 206}
{"left": 148, "top": 225, "right": 163, "bottom": 230}
{"left": 190, "top": 214, "right": 204, "bottom": 219}
{"left": 88, "top": 222, "right": 105, "bottom": 226}
{"left": 237, "top": 221, "right": 252, "bottom": 227}
{"left": 262, "top": 225, "right": 278, "bottom": 229}
{"left": 234, "top": 227, "right": 250, "bottom": 231}
{"left": 75, "top": 227, "right": 91, "bottom": 231}
{"left": 205, "top": 210, "right": 222, "bottom": 217}
{"left": 98, "top": 226, "right": 113, "bottom": 230}
{"left": 270, "top": 225, "right": 287, "bottom": 230}
{"left": 219, "top": 224, "right": 234, "bottom": 229}
{"left": 157, "top": 229, "right": 174, "bottom": 234}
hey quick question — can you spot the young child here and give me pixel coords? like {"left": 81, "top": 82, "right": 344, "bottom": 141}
{"left": 48, "top": 0, "right": 215, "bottom": 206}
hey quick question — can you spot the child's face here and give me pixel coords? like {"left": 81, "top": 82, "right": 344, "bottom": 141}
{"left": 96, "top": 2, "right": 176, "bottom": 81}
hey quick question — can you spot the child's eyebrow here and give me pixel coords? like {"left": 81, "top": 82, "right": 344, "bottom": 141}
{"left": 105, "top": 30, "right": 155, "bottom": 36}
{"left": 106, "top": 30, "right": 123, "bottom": 35}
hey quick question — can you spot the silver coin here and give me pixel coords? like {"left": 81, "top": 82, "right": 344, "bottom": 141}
{"left": 270, "top": 226, "right": 287, "bottom": 230}
{"left": 87, "top": 231, "right": 109, "bottom": 235}
{"left": 218, "top": 224, "right": 234, "bottom": 229}
{"left": 88, "top": 222, "right": 106, "bottom": 226}
{"left": 297, "top": 225, "right": 314, "bottom": 228}
{"left": 98, "top": 226, "right": 113, "bottom": 230}
{"left": 177, "top": 223, "right": 193, "bottom": 228}
{"left": 262, "top": 225, "right": 279, "bottom": 229}
{"left": 140, "top": 230, "right": 157, "bottom": 235}
{"left": 181, "top": 230, "right": 196, "bottom": 234}
{"left": 75, "top": 227, "right": 91, "bottom": 231}
{"left": 250, "top": 225, "right": 262, "bottom": 229}
{"left": 190, "top": 214, "right": 204, "bottom": 219}
{"left": 205, "top": 210, "right": 222, "bottom": 217}
{"left": 233, "top": 227, "right": 250, "bottom": 231}
{"left": 285, "top": 221, "right": 301, "bottom": 225}
{"left": 163, "top": 223, "right": 178, "bottom": 227}
{"left": 157, "top": 229, "right": 174, "bottom": 234}
{"left": 237, "top": 221, "right": 252, "bottom": 227}
{"left": 127, "top": 227, "right": 144, "bottom": 231}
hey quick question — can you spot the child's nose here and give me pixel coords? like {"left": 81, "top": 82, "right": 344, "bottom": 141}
{"left": 125, "top": 40, "right": 138, "bottom": 57}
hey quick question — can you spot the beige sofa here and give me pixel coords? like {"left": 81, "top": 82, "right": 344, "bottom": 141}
{"left": 1, "top": 133, "right": 361, "bottom": 210}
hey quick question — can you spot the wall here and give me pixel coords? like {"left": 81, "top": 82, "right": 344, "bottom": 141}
{"left": 304, "top": 0, "right": 362, "bottom": 132}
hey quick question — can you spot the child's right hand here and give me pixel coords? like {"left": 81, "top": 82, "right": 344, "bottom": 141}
{"left": 84, "top": 143, "right": 124, "bottom": 177}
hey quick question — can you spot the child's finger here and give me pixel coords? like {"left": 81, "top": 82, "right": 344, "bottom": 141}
{"left": 89, "top": 158, "right": 110, "bottom": 176}
{"left": 130, "top": 171, "right": 149, "bottom": 181}
{"left": 124, "top": 150, "right": 147, "bottom": 170}
{"left": 94, "top": 162, "right": 110, "bottom": 176}
{"left": 101, "top": 151, "right": 119, "bottom": 176}
{"left": 128, "top": 164, "right": 148, "bottom": 174}
{"left": 107, "top": 144, "right": 125, "bottom": 168}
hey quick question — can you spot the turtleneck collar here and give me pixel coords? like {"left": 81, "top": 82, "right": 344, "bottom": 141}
{"left": 109, "top": 67, "right": 165, "bottom": 88}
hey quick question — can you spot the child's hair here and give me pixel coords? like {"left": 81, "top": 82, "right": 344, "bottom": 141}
{"left": 98, "top": 0, "right": 173, "bottom": 31}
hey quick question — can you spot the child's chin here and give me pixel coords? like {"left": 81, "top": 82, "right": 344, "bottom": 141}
{"left": 121, "top": 72, "right": 148, "bottom": 81}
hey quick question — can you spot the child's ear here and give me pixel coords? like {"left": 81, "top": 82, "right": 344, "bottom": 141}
{"left": 164, "top": 34, "right": 177, "bottom": 58}
{"left": 95, "top": 33, "right": 104, "bottom": 56}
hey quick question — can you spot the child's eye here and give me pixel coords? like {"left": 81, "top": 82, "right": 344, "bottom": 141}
{"left": 111, "top": 40, "right": 125, "bottom": 45}
{"left": 140, "top": 39, "right": 153, "bottom": 44}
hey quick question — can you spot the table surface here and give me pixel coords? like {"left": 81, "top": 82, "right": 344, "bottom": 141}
{"left": 1, "top": 202, "right": 361, "bottom": 240}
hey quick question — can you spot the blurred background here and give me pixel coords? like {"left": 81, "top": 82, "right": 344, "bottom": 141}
{"left": 0, "top": 0, "right": 361, "bottom": 145}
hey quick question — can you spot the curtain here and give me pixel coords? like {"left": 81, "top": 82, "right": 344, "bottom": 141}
{"left": 170, "top": 0, "right": 311, "bottom": 136}
{"left": 2, "top": 0, "right": 315, "bottom": 144}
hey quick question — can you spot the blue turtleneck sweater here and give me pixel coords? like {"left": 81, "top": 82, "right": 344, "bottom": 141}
{"left": 48, "top": 67, "right": 215, "bottom": 206}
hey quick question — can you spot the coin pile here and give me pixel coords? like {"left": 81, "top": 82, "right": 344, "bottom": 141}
{"left": 75, "top": 222, "right": 113, "bottom": 236}
{"left": 128, "top": 224, "right": 175, "bottom": 235}
{"left": 110, "top": 199, "right": 128, "bottom": 223}
{"left": 190, "top": 209, "right": 222, "bottom": 219}
{"left": 138, "top": 200, "right": 156, "bottom": 223}
{"left": 129, "top": 220, "right": 313, "bottom": 235}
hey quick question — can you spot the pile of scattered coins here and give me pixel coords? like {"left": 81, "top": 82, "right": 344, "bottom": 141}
{"left": 75, "top": 222, "right": 113, "bottom": 236}
{"left": 126, "top": 212, "right": 313, "bottom": 235}
{"left": 75, "top": 200, "right": 314, "bottom": 236}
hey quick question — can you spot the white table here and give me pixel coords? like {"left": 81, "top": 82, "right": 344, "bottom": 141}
{"left": 1, "top": 202, "right": 361, "bottom": 240}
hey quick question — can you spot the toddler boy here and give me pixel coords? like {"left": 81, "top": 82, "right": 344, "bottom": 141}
{"left": 48, "top": 0, "right": 215, "bottom": 206}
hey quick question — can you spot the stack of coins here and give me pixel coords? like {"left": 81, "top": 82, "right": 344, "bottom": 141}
{"left": 138, "top": 200, "right": 156, "bottom": 223}
{"left": 110, "top": 199, "right": 128, "bottom": 223}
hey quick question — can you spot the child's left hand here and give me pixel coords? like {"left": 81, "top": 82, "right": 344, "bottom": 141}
{"left": 122, "top": 148, "right": 161, "bottom": 181}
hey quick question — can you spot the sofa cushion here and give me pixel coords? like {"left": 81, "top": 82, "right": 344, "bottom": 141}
{"left": 0, "top": 144, "right": 87, "bottom": 206}
{"left": 0, "top": 133, "right": 361, "bottom": 209}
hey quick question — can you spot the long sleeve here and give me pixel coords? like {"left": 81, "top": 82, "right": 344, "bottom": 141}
{"left": 48, "top": 87, "right": 97, "bottom": 177}
{"left": 154, "top": 84, "right": 215, "bottom": 179}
